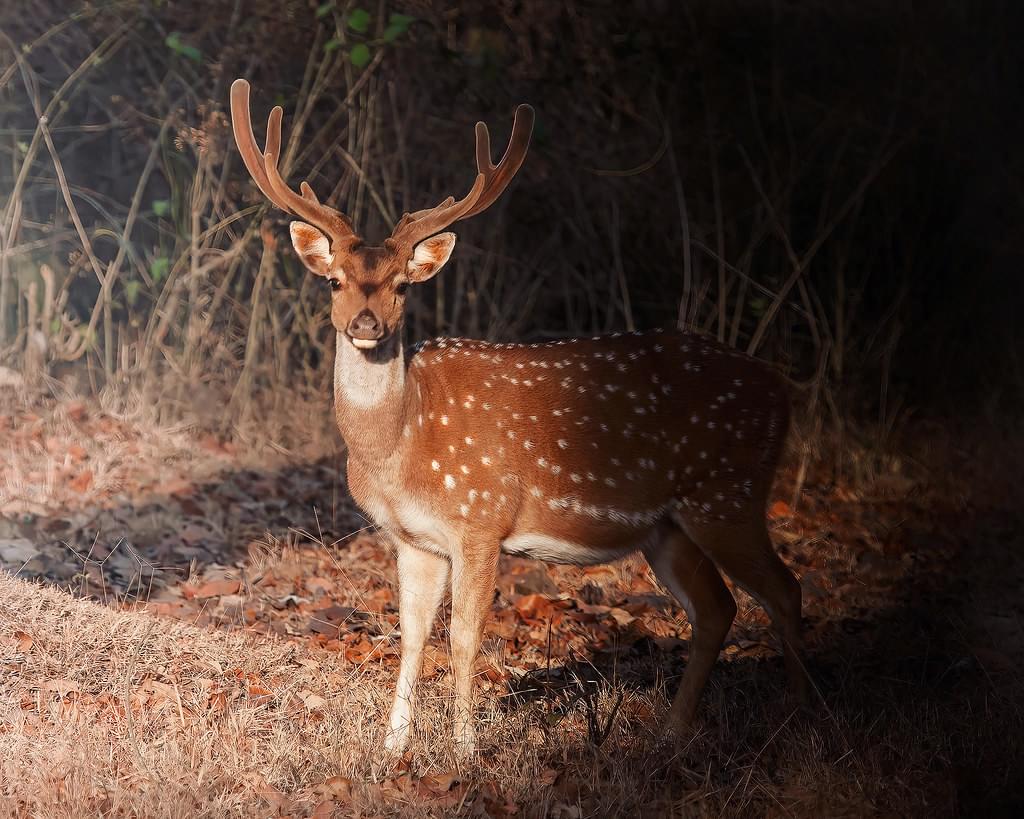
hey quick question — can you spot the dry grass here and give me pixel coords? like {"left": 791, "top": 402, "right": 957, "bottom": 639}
{"left": 1, "top": 391, "right": 1023, "bottom": 816}
{"left": 2, "top": 538, "right": 1019, "bottom": 817}
{"left": 2, "top": 387, "right": 1023, "bottom": 815}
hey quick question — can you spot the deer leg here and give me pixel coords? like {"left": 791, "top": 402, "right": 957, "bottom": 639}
{"left": 643, "top": 525, "right": 737, "bottom": 732}
{"left": 684, "top": 518, "right": 808, "bottom": 703}
{"left": 448, "top": 545, "right": 499, "bottom": 755}
{"left": 385, "top": 540, "right": 450, "bottom": 753}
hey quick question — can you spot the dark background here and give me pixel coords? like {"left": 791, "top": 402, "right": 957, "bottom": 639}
{"left": 2, "top": 0, "right": 1021, "bottom": 439}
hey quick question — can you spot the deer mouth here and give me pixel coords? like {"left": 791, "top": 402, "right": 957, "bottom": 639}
{"left": 346, "top": 324, "right": 395, "bottom": 352}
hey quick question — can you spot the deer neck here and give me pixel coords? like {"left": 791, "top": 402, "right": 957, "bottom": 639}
{"left": 332, "top": 331, "right": 416, "bottom": 467}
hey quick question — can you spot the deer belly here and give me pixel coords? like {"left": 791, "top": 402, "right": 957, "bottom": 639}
{"left": 500, "top": 532, "right": 633, "bottom": 565}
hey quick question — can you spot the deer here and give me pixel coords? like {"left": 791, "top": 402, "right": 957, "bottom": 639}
{"left": 230, "top": 79, "right": 807, "bottom": 755}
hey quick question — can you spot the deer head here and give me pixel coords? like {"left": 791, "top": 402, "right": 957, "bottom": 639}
{"left": 230, "top": 79, "right": 534, "bottom": 351}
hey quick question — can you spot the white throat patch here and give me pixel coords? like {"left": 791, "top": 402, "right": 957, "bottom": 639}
{"left": 334, "top": 332, "right": 403, "bottom": 408}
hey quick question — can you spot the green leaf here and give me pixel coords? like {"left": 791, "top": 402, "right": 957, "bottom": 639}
{"left": 152, "top": 199, "right": 170, "bottom": 217}
{"left": 49, "top": 317, "right": 61, "bottom": 334}
{"left": 151, "top": 256, "right": 170, "bottom": 283}
{"left": 347, "top": 7, "right": 371, "bottom": 33}
{"left": 382, "top": 13, "right": 414, "bottom": 42}
{"left": 349, "top": 43, "right": 371, "bottom": 67}
{"left": 124, "top": 280, "right": 141, "bottom": 306}
{"left": 316, "top": 1, "right": 336, "bottom": 18}
{"left": 165, "top": 32, "right": 201, "bottom": 63}
{"left": 323, "top": 37, "right": 341, "bottom": 54}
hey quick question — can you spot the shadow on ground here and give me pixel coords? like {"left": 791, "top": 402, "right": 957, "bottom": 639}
{"left": 2, "top": 454, "right": 1022, "bottom": 814}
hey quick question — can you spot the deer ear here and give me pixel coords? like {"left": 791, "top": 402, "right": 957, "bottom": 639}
{"left": 407, "top": 233, "right": 456, "bottom": 282}
{"left": 290, "top": 221, "right": 334, "bottom": 276}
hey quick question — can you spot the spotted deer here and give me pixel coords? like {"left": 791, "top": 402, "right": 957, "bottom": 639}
{"left": 230, "top": 79, "right": 807, "bottom": 754}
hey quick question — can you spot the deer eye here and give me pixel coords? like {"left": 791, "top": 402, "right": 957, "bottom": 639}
{"left": 328, "top": 277, "right": 342, "bottom": 291}
{"left": 395, "top": 281, "right": 410, "bottom": 296}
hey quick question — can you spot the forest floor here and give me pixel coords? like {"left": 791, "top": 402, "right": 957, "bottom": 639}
{"left": 0, "top": 390, "right": 1022, "bottom": 817}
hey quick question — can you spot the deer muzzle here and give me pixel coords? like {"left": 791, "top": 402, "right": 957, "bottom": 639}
{"left": 347, "top": 309, "right": 386, "bottom": 349}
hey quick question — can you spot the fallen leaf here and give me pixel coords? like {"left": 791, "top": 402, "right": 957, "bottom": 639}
{"left": 420, "top": 771, "right": 460, "bottom": 793}
{"left": 305, "top": 576, "right": 334, "bottom": 595}
{"left": 248, "top": 683, "right": 274, "bottom": 704}
{"left": 161, "top": 478, "right": 195, "bottom": 497}
{"left": 299, "top": 689, "right": 328, "bottom": 711}
{"left": 374, "top": 774, "right": 414, "bottom": 801}
{"left": 64, "top": 400, "right": 88, "bottom": 422}
{"left": 42, "top": 679, "right": 80, "bottom": 696}
{"left": 514, "top": 593, "right": 556, "bottom": 621}
{"left": 181, "top": 524, "right": 213, "bottom": 546}
{"left": 486, "top": 613, "right": 518, "bottom": 640}
{"left": 315, "top": 775, "right": 352, "bottom": 801}
{"left": 769, "top": 499, "right": 793, "bottom": 519}
{"left": 417, "top": 772, "right": 469, "bottom": 807}
{"left": 194, "top": 579, "right": 240, "bottom": 598}
{"left": 69, "top": 469, "right": 93, "bottom": 493}
{"left": 512, "top": 566, "right": 560, "bottom": 596}
{"left": 312, "top": 799, "right": 337, "bottom": 818}
{"left": 421, "top": 645, "right": 448, "bottom": 677}
{"left": 256, "top": 783, "right": 289, "bottom": 812}
{"left": 608, "top": 607, "right": 636, "bottom": 627}
{"left": 364, "top": 586, "right": 394, "bottom": 612}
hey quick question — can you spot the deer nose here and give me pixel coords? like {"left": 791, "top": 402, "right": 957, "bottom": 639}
{"left": 347, "top": 309, "right": 384, "bottom": 340}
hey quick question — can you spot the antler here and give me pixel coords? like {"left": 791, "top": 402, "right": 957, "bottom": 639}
{"left": 230, "top": 79, "right": 356, "bottom": 247}
{"left": 389, "top": 104, "right": 535, "bottom": 250}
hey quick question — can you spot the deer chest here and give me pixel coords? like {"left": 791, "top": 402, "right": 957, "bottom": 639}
{"left": 346, "top": 457, "right": 457, "bottom": 557}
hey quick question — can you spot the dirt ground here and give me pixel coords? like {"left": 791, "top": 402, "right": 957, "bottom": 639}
{"left": 1, "top": 391, "right": 1022, "bottom": 817}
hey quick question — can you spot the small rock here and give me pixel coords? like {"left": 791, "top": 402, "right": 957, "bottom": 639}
{"left": 0, "top": 539, "right": 39, "bottom": 564}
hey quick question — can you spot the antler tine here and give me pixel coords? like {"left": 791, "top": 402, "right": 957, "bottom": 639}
{"left": 390, "top": 104, "right": 534, "bottom": 250}
{"left": 391, "top": 175, "right": 487, "bottom": 249}
{"left": 461, "top": 103, "right": 535, "bottom": 219}
{"left": 230, "top": 79, "right": 280, "bottom": 204}
{"left": 230, "top": 79, "right": 355, "bottom": 246}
